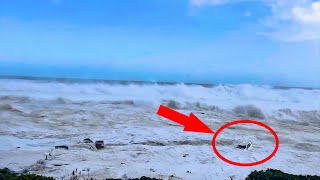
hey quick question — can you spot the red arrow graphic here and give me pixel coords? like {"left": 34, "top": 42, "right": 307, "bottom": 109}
{"left": 157, "top": 105, "right": 214, "bottom": 134}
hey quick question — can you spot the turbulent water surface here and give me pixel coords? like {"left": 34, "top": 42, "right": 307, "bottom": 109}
{"left": 0, "top": 78, "right": 320, "bottom": 180}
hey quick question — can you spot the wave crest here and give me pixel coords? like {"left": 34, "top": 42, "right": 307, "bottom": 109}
{"left": 233, "top": 105, "right": 265, "bottom": 119}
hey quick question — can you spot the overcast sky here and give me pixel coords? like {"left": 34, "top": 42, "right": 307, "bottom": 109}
{"left": 0, "top": 0, "right": 319, "bottom": 87}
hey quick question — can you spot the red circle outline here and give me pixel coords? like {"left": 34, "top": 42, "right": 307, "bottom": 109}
{"left": 212, "top": 120, "right": 279, "bottom": 166}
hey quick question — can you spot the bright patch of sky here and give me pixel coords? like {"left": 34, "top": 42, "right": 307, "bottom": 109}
{"left": 0, "top": 0, "right": 319, "bottom": 87}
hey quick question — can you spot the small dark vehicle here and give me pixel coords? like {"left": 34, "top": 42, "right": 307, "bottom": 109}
{"left": 236, "top": 142, "right": 252, "bottom": 150}
{"left": 95, "top": 141, "right": 105, "bottom": 149}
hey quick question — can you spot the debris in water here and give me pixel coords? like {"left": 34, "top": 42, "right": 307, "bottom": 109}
{"left": 183, "top": 154, "right": 189, "bottom": 157}
{"left": 236, "top": 142, "right": 252, "bottom": 150}
{"left": 55, "top": 145, "right": 69, "bottom": 150}
{"left": 95, "top": 141, "right": 104, "bottom": 149}
{"left": 83, "top": 138, "right": 93, "bottom": 143}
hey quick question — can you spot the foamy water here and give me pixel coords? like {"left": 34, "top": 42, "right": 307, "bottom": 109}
{"left": 1, "top": 78, "right": 320, "bottom": 112}
{"left": 0, "top": 78, "right": 319, "bottom": 179}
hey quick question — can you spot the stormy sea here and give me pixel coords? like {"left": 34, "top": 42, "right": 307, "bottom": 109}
{"left": 0, "top": 77, "right": 319, "bottom": 180}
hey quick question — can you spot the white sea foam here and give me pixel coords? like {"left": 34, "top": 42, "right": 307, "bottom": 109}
{"left": 0, "top": 79, "right": 319, "bottom": 112}
{"left": 0, "top": 78, "right": 320, "bottom": 179}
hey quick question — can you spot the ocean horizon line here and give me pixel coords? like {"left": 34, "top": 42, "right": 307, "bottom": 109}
{"left": 0, "top": 75, "right": 317, "bottom": 90}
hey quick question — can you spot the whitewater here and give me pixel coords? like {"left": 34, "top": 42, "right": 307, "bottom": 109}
{"left": 0, "top": 78, "right": 319, "bottom": 180}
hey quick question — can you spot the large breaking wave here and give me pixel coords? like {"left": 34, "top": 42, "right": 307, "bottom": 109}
{"left": 0, "top": 78, "right": 320, "bottom": 113}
